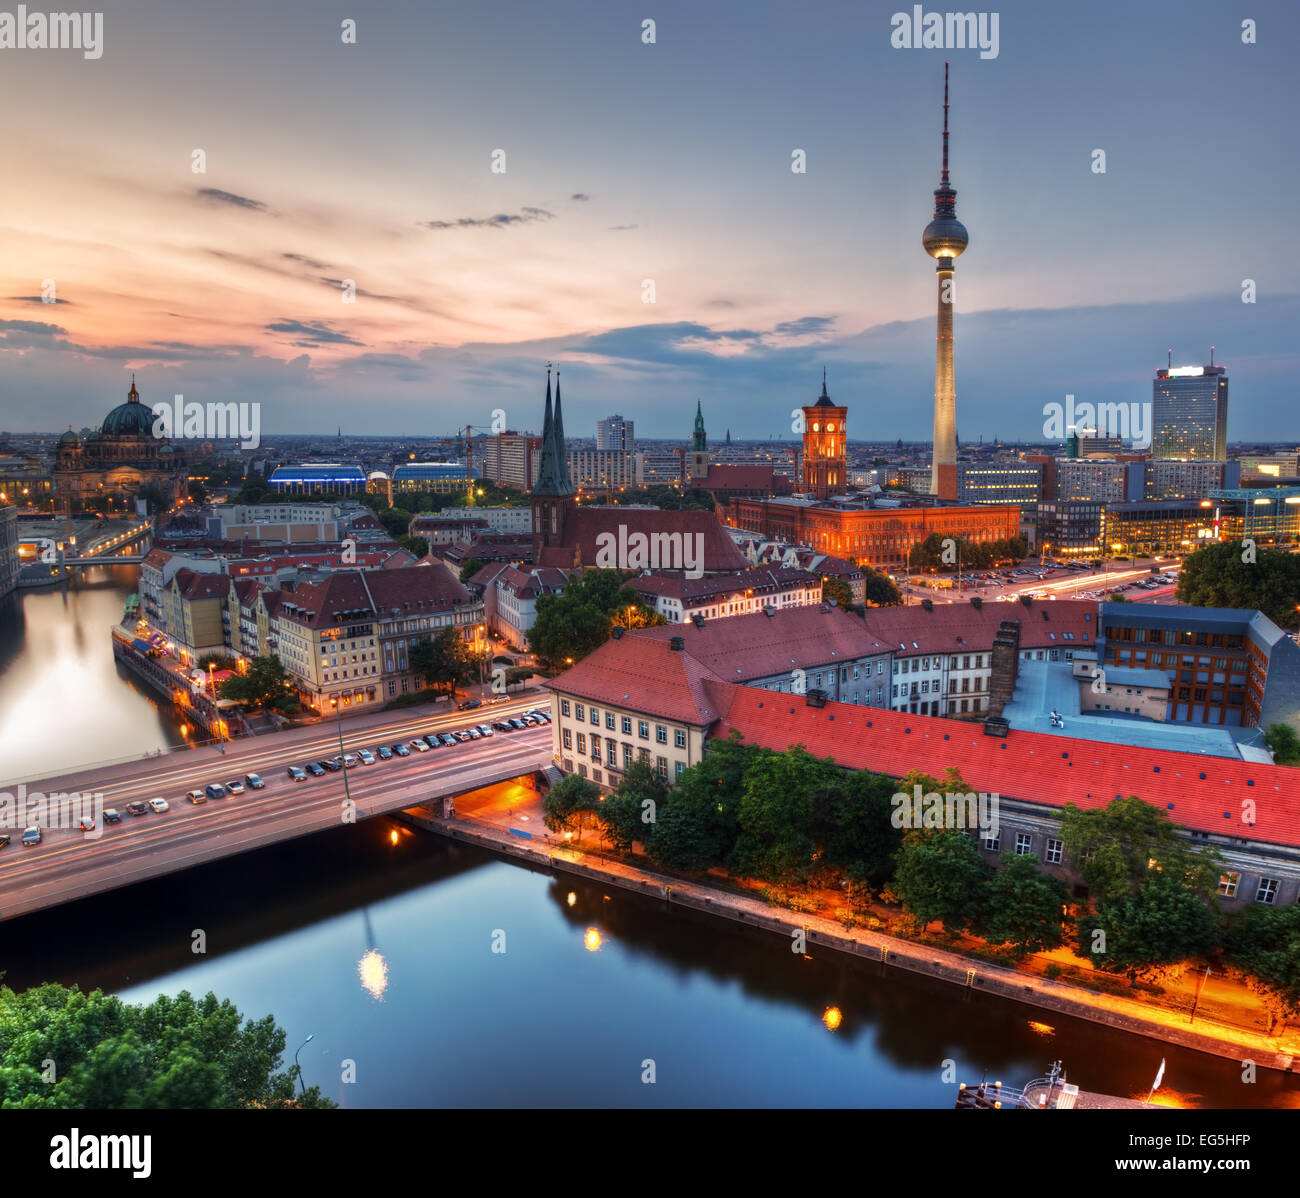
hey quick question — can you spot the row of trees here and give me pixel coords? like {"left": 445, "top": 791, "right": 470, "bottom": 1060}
{"left": 907, "top": 533, "right": 1029, "bottom": 572}
{"left": 543, "top": 739, "right": 1300, "bottom": 1017}
{"left": 1176, "top": 541, "right": 1300, "bottom": 632}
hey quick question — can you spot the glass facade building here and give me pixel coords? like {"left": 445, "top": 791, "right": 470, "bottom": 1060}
{"left": 1152, "top": 363, "right": 1228, "bottom": 460}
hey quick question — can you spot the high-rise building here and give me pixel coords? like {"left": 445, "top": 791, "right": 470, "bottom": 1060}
{"left": 478, "top": 432, "right": 542, "bottom": 492}
{"left": 1153, "top": 353, "right": 1229, "bottom": 460}
{"left": 801, "top": 370, "right": 847, "bottom": 499}
{"left": 922, "top": 63, "right": 968, "bottom": 500}
{"left": 596, "top": 414, "right": 635, "bottom": 452}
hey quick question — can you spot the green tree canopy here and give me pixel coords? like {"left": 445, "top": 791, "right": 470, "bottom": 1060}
{"left": 1080, "top": 874, "right": 1220, "bottom": 982}
{"left": 820, "top": 575, "right": 854, "bottom": 610}
{"left": 458, "top": 557, "right": 485, "bottom": 584}
{"left": 542, "top": 774, "right": 602, "bottom": 841}
{"left": 978, "top": 852, "right": 1069, "bottom": 957}
{"left": 728, "top": 746, "right": 843, "bottom": 881}
{"left": 1175, "top": 541, "right": 1300, "bottom": 631}
{"left": 1224, "top": 903, "right": 1300, "bottom": 1022}
{"left": 599, "top": 758, "right": 668, "bottom": 852}
{"left": 377, "top": 507, "right": 413, "bottom": 539}
{"left": 0, "top": 985, "right": 333, "bottom": 1108}
{"left": 528, "top": 569, "right": 664, "bottom": 669}
{"left": 408, "top": 627, "right": 476, "bottom": 698}
{"left": 892, "top": 829, "right": 992, "bottom": 932}
{"left": 1263, "top": 722, "right": 1300, "bottom": 765}
{"left": 860, "top": 566, "right": 903, "bottom": 607}
{"left": 218, "top": 655, "right": 296, "bottom": 711}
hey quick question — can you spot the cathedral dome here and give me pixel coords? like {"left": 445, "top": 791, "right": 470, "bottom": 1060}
{"left": 58, "top": 427, "right": 82, "bottom": 446}
{"left": 101, "top": 376, "right": 156, "bottom": 437}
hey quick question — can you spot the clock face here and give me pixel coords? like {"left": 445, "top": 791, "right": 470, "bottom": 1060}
{"left": 827, "top": 423, "right": 835, "bottom": 432}
{"left": 812, "top": 423, "right": 820, "bottom": 432}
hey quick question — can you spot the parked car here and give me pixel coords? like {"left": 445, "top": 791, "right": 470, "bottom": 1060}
{"left": 0, "top": 834, "right": 8, "bottom": 848}
{"left": 410, "top": 738, "right": 430, "bottom": 752}
{"left": 376, "top": 745, "right": 393, "bottom": 760}
{"left": 204, "top": 784, "right": 226, "bottom": 800}
{"left": 492, "top": 721, "right": 513, "bottom": 733}
{"left": 288, "top": 765, "right": 308, "bottom": 782}
{"left": 79, "top": 818, "right": 95, "bottom": 832}
{"left": 438, "top": 733, "right": 457, "bottom": 747}
{"left": 245, "top": 773, "right": 266, "bottom": 789}
{"left": 225, "top": 780, "right": 246, "bottom": 794}
{"left": 477, "top": 724, "right": 494, "bottom": 737}
{"left": 341, "top": 754, "right": 358, "bottom": 768}
{"left": 22, "top": 827, "right": 41, "bottom": 846}
{"left": 103, "top": 809, "right": 122, "bottom": 824}
{"left": 126, "top": 800, "right": 150, "bottom": 816}
{"left": 457, "top": 698, "right": 482, "bottom": 711}
{"left": 509, "top": 718, "right": 527, "bottom": 730}
{"left": 358, "top": 749, "right": 375, "bottom": 765}
{"left": 467, "top": 728, "right": 483, "bottom": 739}
{"left": 320, "top": 758, "right": 342, "bottom": 772}
{"left": 306, "top": 762, "right": 326, "bottom": 777}
{"left": 391, "top": 743, "right": 411, "bottom": 757}
{"left": 149, "top": 798, "right": 169, "bottom": 813}
{"left": 454, "top": 730, "right": 473, "bottom": 743}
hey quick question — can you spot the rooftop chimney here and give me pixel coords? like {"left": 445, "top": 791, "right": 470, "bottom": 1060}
{"left": 970, "top": 595, "right": 982, "bottom": 609}
{"left": 921, "top": 598, "right": 933, "bottom": 611}
{"left": 611, "top": 626, "right": 624, "bottom": 640}
{"left": 669, "top": 636, "right": 685, "bottom": 651}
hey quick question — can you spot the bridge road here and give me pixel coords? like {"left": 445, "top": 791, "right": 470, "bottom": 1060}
{"left": 0, "top": 696, "right": 555, "bottom": 922}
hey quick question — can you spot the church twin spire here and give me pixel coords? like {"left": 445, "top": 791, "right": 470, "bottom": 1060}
{"left": 533, "top": 363, "right": 573, "bottom": 497}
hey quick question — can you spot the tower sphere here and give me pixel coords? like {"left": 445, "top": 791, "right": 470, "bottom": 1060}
{"left": 923, "top": 202, "right": 968, "bottom": 258}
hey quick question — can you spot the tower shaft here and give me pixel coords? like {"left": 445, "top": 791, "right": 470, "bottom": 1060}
{"left": 932, "top": 266, "right": 957, "bottom": 499}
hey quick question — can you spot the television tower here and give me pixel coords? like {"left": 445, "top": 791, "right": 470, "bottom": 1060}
{"left": 922, "top": 62, "right": 968, "bottom": 500}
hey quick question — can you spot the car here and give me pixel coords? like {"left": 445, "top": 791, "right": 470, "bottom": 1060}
{"left": 493, "top": 720, "right": 513, "bottom": 732}
{"left": 320, "top": 758, "right": 342, "bottom": 772}
{"left": 307, "top": 762, "right": 326, "bottom": 777}
{"left": 454, "top": 730, "right": 473, "bottom": 743}
{"left": 225, "top": 780, "right": 245, "bottom": 794}
{"left": 187, "top": 790, "right": 207, "bottom": 805}
{"left": 103, "top": 809, "right": 121, "bottom": 824}
{"left": 342, "top": 754, "right": 358, "bottom": 768}
{"left": 467, "top": 728, "right": 483, "bottom": 740}
{"left": 421, "top": 732, "right": 442, "bottom": 748}
{"left": 477, "top": 724, "right": 494, "bottom": 737}
{"left": 245, "top": 773, "right": 266, "bottom": 789}
{"left": 0, "top": 834, "right": 8, "bottom": 848}
{"left": 457, "top": 699, "right": 482, "bottom": 711}
{"left": 22, "top": 827, "right": 41, "bottom": 846}
{"left": 148, "top": 798, "right": 169, "bottom": 814}
{"left": 79, "top": 818, "right": 96, "bottom": 832}
{"left": 358, "top": 749, "right": 376, "bottom": 765}
{"left": 509, "top": 718, "right": 527, "bottom": 730}
{"left": 521, "top": 714, "right": 540, "bottom": 725}
{"left": 288, "top": 765, "right": 308, "bottom": 782}
{"left": 489, "top": 694, "right": 510, "bottom": 704}
{"left": 376, "top": 746, "right": 393, "bottom": 760}
{"left": 126, "top": 800, "right": 149, "bottom": 816}
{"left": 433, "top": 733, "right": 452, "bottom": 747}
{"left": 410, "top": 738, "right": 430, "bottom": 752}
{"left": 390, "top": 742, "right": 411, "bottom": 757}
{"left": 205, "top": 784, "right": 226, "bottom": 800}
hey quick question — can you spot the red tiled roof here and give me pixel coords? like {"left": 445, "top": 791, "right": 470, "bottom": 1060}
{"left": 710, "top": 686, "right": 1300, "bottom": 849}
{"left": 862, "top": 598, "right": 1097, "bottom": 655}
{"left": 170, "top": 568, "right": 230, "bottom": 601}
{"left": 546, "top": 635, "right": 726, "bottom": 725}
{"left": 631, "top": 604, "right": 890, "bottom": 679}
{"left": 690, "top": 464, "right": 781, "bottom": 491}
{"left": 627, "top": 565, "right": 817, "bottom": 602}
{"left": 272, "top": 565, "right": 473, "bottom": 629}
{"left": 563, "top": 507, "right": 750, "bottom": 573}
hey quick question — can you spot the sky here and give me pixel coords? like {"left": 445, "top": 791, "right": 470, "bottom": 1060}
{"left": 0, "top": 0, "right": 1296, "bottom": 443}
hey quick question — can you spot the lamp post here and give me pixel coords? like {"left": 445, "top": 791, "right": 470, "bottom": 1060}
{"left": 294, "top": 1033, "right": 314, "bottom": 1096}
{"left": 329, "top": 696, "right": 353, "bottom": 810}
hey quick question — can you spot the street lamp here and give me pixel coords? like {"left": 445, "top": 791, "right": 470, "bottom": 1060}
{"left": 329, "top": 696, "right": 353, "bottom": 810}
{"left": 294, "top": 1034, "right": 314, "bottom": 1096}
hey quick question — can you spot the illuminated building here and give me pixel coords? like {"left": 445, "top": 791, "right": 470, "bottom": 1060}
{"left": 801, "top": 371, "right": 848, "bottom": 498}
{"left": 1152, "top": 354, "right": 1229, "bottom": 460}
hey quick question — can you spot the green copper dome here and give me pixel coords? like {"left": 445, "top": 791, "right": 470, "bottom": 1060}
{"left": 101, "top": 377, "right": 156, "bottom": 437}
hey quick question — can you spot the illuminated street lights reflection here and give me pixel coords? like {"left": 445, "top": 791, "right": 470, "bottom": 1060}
{"left": 566, "top": 891, "right": 577, "bottom": 907}
{"left": 583, "top": 927, "right": 603, "bottom": 952}
{"left": 822, "top": 1006, "right": 843, "bottom": 1032}
{"left": 358, "top": 949, "right": 389, "bottom": 1000}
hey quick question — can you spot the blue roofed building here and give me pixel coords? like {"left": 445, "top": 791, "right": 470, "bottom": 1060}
{"left": 268, "top": 464, "right": 367, "bottom": 495}
{"left": 391, "top": 461, "right": 472, "bottom": 494}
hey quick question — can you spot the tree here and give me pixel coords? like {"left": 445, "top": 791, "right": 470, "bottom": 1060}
{"left": 728, "top": 747, "right": 842, "bottom": 881}
{"left": 859, "top": 566, "right": 903, "bottom": 607}
{"left": 218, "top": 655, "right": 295, "bottom": 711}
{"left": 892, "top": 829, "right": 991, "bottom": 932}
{"left": 1059, "top": 796, "right": 1221, "bottom": 907}
{"left": 1175, "top": 541, "right": 1300, "bottom": 631}
{"left": 599, "top": 759, "right": 667, "bottom": 852}
{"left": 1263, "top": 722, "right": 1300, "bottom": 765}
{"left": 187, "top": 480, "right": 207, "bottom": 504}
{"left": 821, "top": 575, "right": 854, "bottom": 610}
{"left": 135, "top": 481, "right": 172, "bottom": 515}
{"left": 0, "top": 984, "right": 333, "bottom": 1108}
{"left": 378, "top": 507, "right": 413, "bottom": 539}
{"left": 542, "top": 774, "right": 602, "bottom": 841}
{"left": 408, "top": 628, "right": 476, "bottom": 698}
{"left": 1081, "top": 874, "right": 1220, "bottom": 983}
{"left": 821, "top": 768, "right": 902, "bottom": 884}
{"left": 399, "top": 535, "right": 428, "bottom": 558}
{"left": 529, "top": 569, "right": 664, "bottom": 669}
{"left": 197, "top": 652, "right": 235, "bottom": 672}
{"left": 1223, "top": 904, "right": 1300, "bottom": 1026}
{"left": 458, "top": 557, "right": 485, "bottom": 584}
{"left": 978, "top": 853, "right": 1069, "bottom": 957}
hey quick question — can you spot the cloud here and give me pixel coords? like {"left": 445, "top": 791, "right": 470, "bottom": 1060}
{"left": 420, "top": 207, "right": 555, "bottom": 230}
{"left": 8, "top": 295, "right": 73, "bottom": 305}
{"left": 570, "top": 193, "right": 590, "bottom": 202}
{"left": 264, "top": 319, "right": 364, "bottom": 347}
{"left": 0, "top": 318, "right": 68, "bottom": 344}
{"left": 197, "top": 187, "right": 269, "bottom": 212}
{"left": 609, "top": 224, "right": 638, "bottom": 231}
{"left": 773, "top": 316, "right": 835, "bottom": 337}
{"left": 282, "top": 252, "right": 331, "bottom": 271}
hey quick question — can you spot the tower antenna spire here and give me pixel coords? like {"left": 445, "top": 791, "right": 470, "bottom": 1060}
{"left": 941, "top": 60, "right": 950, "bottom": 184}
{"left": 1167, "top": 348, "right": 1172, "bottom": 370}
{"left": 1210, "top": 345, "right": 1215, "bottom": 366}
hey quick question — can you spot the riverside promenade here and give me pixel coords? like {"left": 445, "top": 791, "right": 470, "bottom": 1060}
{"left": 401, "top": 802, "right": 1300, "bottom": 1076}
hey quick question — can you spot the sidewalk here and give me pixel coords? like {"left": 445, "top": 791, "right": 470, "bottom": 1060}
{"left": 416, "top": 793, "right": 1300, "bottom": 1075}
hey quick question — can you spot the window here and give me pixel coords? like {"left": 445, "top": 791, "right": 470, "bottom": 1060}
{"left": 562, "top": 728, "right": 572, "bottom": 749}
{"left": 639, "top": 747, "right": 651, "bottom": 763}
{"left": 607, "top": 741, "right": 617, "bottom": 767}
{"left": 984, "top": 832, "right": 1000, "bottom": 851}
{"left": 638, "top": 721, "right": 649, "bottom": 739}
{"left": 576, "top": 732, "right": 586, "bottom": 754}
{"left": 656, "top": 755, "right": 668, "bottom": 779}
{"left": 591, "top": 707, "right": 600, "bottom": 725}
{"left": 656, "top": 725, "right": 668, "bottom": 744}
{"left": 1045, "top": 838, "right": 1063, "bottom": 865}
{"left": 1014, "top": 833, "right": 1032, "bottom": 856}
{"left": 606, "top": 712, "right": 615, "bottom": 730}
{"left": 675, "top": 760, "right": 685, "bottom": 780}
{"left": 675, "top": 728, "right": 686, "bottom": 749}
{"left": 574, "top": 703, "right": 584, "bottom": 720}
{"left": 1255, "top": 878, "right": 1279, "bottom": 905}
{"left": 623, "top": 744, "right": 633, "bottom": 767}
{"left": 1217, "top": 872, "right": 1240, "bottom": 899}
{"left": 622, "top": 716, "right": 632, "bottom": 734}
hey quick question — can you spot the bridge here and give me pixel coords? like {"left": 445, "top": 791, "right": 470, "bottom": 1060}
{"left": 0, "top": 696, "right": 555, "bottom": 922}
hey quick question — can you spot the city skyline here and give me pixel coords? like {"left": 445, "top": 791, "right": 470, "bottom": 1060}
{"left": 1, "top": 0, "right": 1297, "bottom": 441}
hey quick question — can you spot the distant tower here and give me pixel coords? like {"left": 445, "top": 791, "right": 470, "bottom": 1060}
{"left": 688, "top": 400, "right": 709, "bottom": 479}
{"left": 801, "top": 369, "right": 848, "bottom": 499}
{"left": 531, "top": 365, "right": 575, "bottom": 553}
{"left": 922, "top": 62, "right": 968, "bottom": 501}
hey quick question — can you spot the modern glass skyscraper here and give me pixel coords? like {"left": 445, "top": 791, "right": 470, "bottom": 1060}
{"left": 1152, "top": 360, "right": 1228, "bottom": 460}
